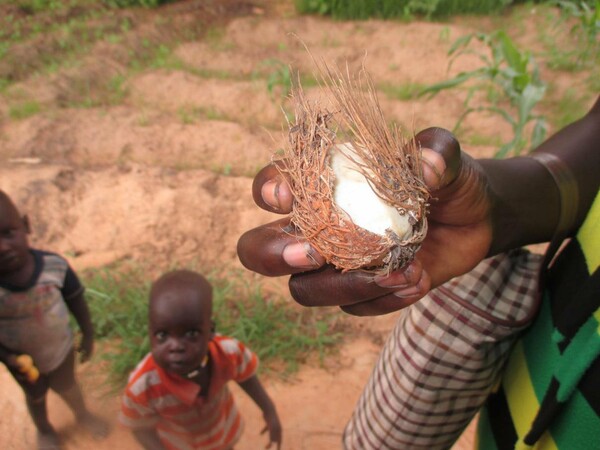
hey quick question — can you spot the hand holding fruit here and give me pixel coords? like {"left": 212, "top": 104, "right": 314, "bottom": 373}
{"left": 237, "top": 127, "right": 494, "bottom": 315}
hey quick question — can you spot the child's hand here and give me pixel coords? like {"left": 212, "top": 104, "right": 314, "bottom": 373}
{"left": 261, "top": 409, "right": 282, "bottom": 450}
{"left": 78, "top": 333, "right": 94, "bottom": 363}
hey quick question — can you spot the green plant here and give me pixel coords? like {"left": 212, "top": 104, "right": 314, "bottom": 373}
{"left": 552, "top": 0, "right": 600, "bottom": 66}
{"left": 14, "top": 0, "right": 63, "bottom": 13}
{"left": 103, "top": 0, "right": 170, "bottom": 8}
{"left": 254, "top": 58, "right": 293, "bottom": 102}
{"left": 9, "top": 101, "right": 41, "bottom": 119}
{"left": 295, "top": 0, "right": 515, "bottom": 19}
{"left": 421, "top": 30, "right": 547, "bottom": 157}
{"left": 177, "top": 105, "right": 200, "bottom": 124}
{"left": 378, "top": 81, "right": 427, "bottom": 101}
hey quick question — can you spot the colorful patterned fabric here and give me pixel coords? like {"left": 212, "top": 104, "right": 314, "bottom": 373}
{"left": 343, "top": 248, "right": 542, "bottom": 450}
{"left": 0, "top": 250, "right": 82, "bottom": 373}
{"left": 478, "top": 190, "right": 600, "bottom": 449}
{"left": 120, "top": 334, "right": 258, "bottom": 450}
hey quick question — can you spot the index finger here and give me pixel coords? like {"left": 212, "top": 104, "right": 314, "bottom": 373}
{"left": 237, "top": 217, "right": 326, "bottom": 276}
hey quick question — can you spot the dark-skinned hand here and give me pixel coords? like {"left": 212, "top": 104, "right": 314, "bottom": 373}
{"left": 78, "top": 333, "right": 94, "bottom": 363}
{"left": 237, "top": 127, "right": 493, "bottom": 316}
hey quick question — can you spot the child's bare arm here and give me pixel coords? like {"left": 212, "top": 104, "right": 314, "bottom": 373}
{"left": 64, "top": 291, "right": 95, "bottom": 362}
{"left": 0, "top": 342, "right": 17, "bottom": 366}
{"left": 132, "top": 428, "right": 165, "bottom": 450}
{"left": 238, "top": 375, "right": 282, "bottom": 449}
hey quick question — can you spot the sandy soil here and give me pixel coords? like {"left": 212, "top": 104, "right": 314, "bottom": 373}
{"left": 0, "top": 0, "right": 590, "bottom": 448}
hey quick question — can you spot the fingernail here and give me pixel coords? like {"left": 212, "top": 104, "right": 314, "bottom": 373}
{"left": 393, "top": 285, "right": 422, "bottom": 298}
{"left": 374, "top": 264, "right": 415, "bottom": 288}
{"left": 421, "top": 148, "right": 446, "bottom": 189}
{"left": 262, "top": 180, "right": 281, "bottom": 211}
{"left": 282, "top": 242, "right": 321, "bottom": 269}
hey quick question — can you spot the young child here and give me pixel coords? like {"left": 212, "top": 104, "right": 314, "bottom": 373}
{"left": 119, "top": 269, "right": 282, "bottom": 450}
{"left": 0, "top": 190, "right": 108, "bottom": 449}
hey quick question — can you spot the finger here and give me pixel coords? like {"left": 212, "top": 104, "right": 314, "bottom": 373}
{"left": 237, "top": 218, "right": 325, "bottom": 276}
{"left": 288, "top": 261, "right": 424, "bottom": 308}
{"left": 340, "top": 270, "right": 431, "bottom": 316}
{"left": 414, "top": 127, "right": 462, "bottom": 191}
{"left": 252, "top": 162, "right": 293, "bottom": 213}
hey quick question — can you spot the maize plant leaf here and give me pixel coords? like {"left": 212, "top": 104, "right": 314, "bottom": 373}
{"left": 486, "top": 105, "right": 517, "bottom": 127}
{"left": 496, "top": 140, "right": 516, "bottom": 158}
{"left": 497, "top": 31, "right": 527, "bottom": 73}
{"left": 517, "top": 84, "right": 546, "bottom": 126}
{"left": 531, "top": 118, "right": 548, "bottom": 149}
{"left": 419, "top": 70, "right": 484, "bottom": 97}
{"left": 448, "top": 33, "right": 475, "bottom": 55}
{"left": 512, "top": 72, "right": 532, "bottom": 94}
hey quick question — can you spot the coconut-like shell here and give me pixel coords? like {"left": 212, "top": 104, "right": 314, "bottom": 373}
{"left": 277, "top": 64, "right": 429, "bottom": 274}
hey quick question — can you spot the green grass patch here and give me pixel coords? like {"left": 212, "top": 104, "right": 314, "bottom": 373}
{"left": 295, "top": 0, "right": 516, "bottom": 19}
{"left": 9, "top": 100, "right": 41, "bottom": 119}
{"left": 84, "top": 265, "right": 343, "bottom": 388}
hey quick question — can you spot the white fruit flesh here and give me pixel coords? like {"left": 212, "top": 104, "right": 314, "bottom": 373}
{"left": 331, "top": 143, "right": 412, "bottom": 240}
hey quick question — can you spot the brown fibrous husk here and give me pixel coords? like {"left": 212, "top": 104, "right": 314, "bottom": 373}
{"left": 277, "top": 63, "right": 430, "bottom": 274}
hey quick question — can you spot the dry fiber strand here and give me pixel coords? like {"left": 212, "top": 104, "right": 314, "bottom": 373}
{"left": 277, "top": 63, "right": 429, "bottom": 274}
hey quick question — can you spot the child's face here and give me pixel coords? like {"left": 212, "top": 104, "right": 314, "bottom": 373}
{"left": 0, "top": 196, "right": 30, "bottom": 275}
{"left": 149, "top": 282, "right": 213, "bottom": 378}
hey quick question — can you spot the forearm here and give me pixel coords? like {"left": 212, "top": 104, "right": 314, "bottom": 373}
{"left": 238, "top": 375, "right": 277, "bottom": 415}
{"left": 65, "top": 293, "right": 94, "bottom": 337}
{"left": 483, "top": 96, "right": 600, "bottom": 256}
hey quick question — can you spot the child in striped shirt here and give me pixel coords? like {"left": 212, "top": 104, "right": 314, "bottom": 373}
{"left": 120, "top": 269, "right": 281, "bottom": 450}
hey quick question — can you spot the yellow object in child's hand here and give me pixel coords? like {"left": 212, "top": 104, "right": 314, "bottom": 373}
{"left": 16, "top": 354, "right": 40, "bottom": 383}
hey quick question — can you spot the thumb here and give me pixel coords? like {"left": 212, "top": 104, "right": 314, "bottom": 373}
{"left": 414, "top": 127, "right": 462, "bottom": 191}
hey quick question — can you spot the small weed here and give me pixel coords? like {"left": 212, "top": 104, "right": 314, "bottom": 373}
{"left": 177, "top": 105, "right": 228, "bottom": 124}
{"left": 200, "top": 106, "right": 228, "bottom": 121}
{"left": 177, "top": 105, "right": 201, "bottom": 124}
{"left": 106, "top": 75, "right": 128, "bottom": 105}
{"left": 0, "top": 78, "right": 11, "bottom": 92}
{"left": 9, "top": 101, "right": 41, "bottom": 120}
{"left": 379, "top": 81, "right": 427, "bottom": 101}
{"left": 438, "top": 26, "right": 451, "bottom": 44}
{"left": 254, "top": 58, "right": 293, "bottom": 102}
{"left": 204, "top": 26, "right": 235, "bottom": 52}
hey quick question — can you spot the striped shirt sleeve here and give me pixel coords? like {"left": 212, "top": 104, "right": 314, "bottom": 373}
{"left": 218, "top": 336, "right": 258, "bottom": 382}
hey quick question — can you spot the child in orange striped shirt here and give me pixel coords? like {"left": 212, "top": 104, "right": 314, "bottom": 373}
{"left": 119, "top": 270, "right": 281, "bottom": 450}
